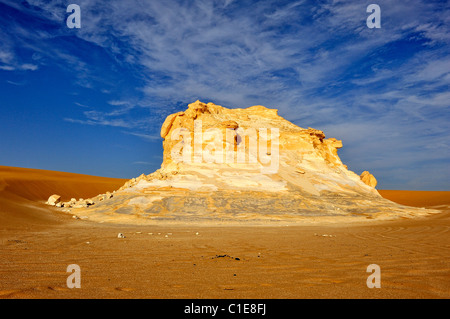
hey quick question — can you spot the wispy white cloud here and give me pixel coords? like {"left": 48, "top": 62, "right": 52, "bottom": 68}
{"left": 74, "top": 102, "right": 90, "bottom": 108}
{"left": 6, "top": 80, "right": 25, "bottom": 85}
{"left": 122, "top": 131, "right": 162, "bottom": 141}
{"left": 64, "top": 116, "right": 134, "bottom": 128}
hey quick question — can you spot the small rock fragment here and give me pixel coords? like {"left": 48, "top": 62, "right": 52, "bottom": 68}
{"left": 46, "top": 194, "right": 61, "bottom": 206}
{"left": 73, "top": 202, "right": 88, "bottom": 208}
{"left": 360, "top": 171, "right": 377, "bottom": 188}
{"left": 221, "top": 120, "right": 239, "bottom": 129}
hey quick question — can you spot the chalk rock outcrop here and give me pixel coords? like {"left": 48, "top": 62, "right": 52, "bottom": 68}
{"left": 58, "top": 101, "right": 437, "bottom": 225}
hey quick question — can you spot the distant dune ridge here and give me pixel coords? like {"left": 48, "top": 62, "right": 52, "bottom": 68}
{"left": 0, "top": 166, "right": 126, "bottom": 227}
{"left": 46, "top": 101, "right": 440, "bottom": 224}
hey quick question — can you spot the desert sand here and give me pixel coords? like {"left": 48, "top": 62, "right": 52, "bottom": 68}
{"left": 0, "top": 165, "right": 449, "bottom": 299}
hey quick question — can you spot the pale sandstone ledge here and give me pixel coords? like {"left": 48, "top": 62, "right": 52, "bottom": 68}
{"left": 48, "top": 100, "right": 440, "bottom": 225}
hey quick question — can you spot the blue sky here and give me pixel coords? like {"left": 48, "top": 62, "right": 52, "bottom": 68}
{"left": 0, "top": 0, "right": 449, "bottom": 190}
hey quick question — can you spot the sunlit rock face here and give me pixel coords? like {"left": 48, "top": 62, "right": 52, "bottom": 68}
{"left": 68, "top": 101, "right": 437, "bottom": 225}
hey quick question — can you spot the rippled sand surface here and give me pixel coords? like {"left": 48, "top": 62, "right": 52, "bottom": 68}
{"left": 1, "top": 166, "right": 448, "bottom": 298}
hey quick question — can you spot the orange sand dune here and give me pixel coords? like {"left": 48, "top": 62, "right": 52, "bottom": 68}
{"left": 0, "top": 166, "right": 449, "bottom": 299}
{"left": 0, "top": 166, "right": 127, "bottom": 202}
{"left": 378, "top": 189, "right": 450, "bottom": 208}
{"left": 0, "top": 166, "right": 126, "bottom": 227}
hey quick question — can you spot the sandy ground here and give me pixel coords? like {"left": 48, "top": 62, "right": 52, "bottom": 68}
{"left": 0, "top": 166, "right": 449, "bottom": 298}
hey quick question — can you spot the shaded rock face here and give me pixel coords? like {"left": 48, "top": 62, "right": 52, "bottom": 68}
{"left": 64, "top": 101, "right": 437, "bottom": 225}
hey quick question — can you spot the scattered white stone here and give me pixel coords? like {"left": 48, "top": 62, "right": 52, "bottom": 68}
{"left": 136, "top": 231, "right": 142, "bottom": 234}
{"left": 195, "top": 232, "right": 199, "bottom": 235}
{"left": 314, "top": 233, "right": 335, "bottom": 237}
{"left": 148, "top": 233, "right": 153, "bottom": 235}
{"left": 72, "top": 215, "right": 80, "bottom": 220}
{"left": 117, "top": 233, "right": 125, "bottom": 239}
{"left": 46, "top": 194, "right": 61, "bottom": 206}
{"left": 73, "top": 202, "right": 88, "bottom": 208}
